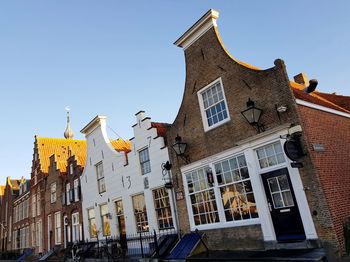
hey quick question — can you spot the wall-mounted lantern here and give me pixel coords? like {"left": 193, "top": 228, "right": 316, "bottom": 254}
{"left": 241, "top": 98, "right": 264, "bottom": 133}
{"left": 172, "top": 135, "right": 190, "bottom": 163}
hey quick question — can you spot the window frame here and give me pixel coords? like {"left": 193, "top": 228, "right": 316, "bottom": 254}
{"left": 132, "top": 193, "right": 149, "bottom": 232}
{"left": 100, "top": 204, "right": 110, "bottom": 236}
{"left": 152, "top": 187, "right": 174, "bottom": 230}
{"left": 66, "top": 183, "right": 71, "bottom": 205}
{"left": 74, "top": 179, "right": 79, "bottom": 202}
{"left": 197, "top": 77, "right": 230, "bottom": 132}
{"left": 139, "top": 147, "right": 151, "bottom": 175}
{"left": 87, "top": 208, "right": 97, "bottom": 239}
{"left": 96, "top": 162, "right": 106, "bottom": 194}
{"left": 72, "top": 212, "right": 80, "bottom": 242}
{"left": 50, "top": 183, "right": 57, "bottom": 203}
{"left": 54, "top": 212, "right": 61, "bottom": 244}
{"left": 255, "top": 142, "right": 286, "bottom": 171}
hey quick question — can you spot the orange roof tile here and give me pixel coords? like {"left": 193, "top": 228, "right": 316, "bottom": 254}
{"left": 290, "top": 81, "right": 350, "bottom": 114}
{"left": 36, "top": 137, "right": 87, "bottom": 173}
{"left": 110, "top": 139, "right": 131, "bottom": 153}
{"left": 0, "top": 185, "right": 5, "bottom": 196}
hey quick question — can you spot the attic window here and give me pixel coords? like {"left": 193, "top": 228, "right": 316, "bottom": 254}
{"left": 198, "top": 77, "right": 230, "bottom": 132}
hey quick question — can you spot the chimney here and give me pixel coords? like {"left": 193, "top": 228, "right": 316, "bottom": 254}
{"left": 293, "top": 73, "right": 309, "bottom": 86}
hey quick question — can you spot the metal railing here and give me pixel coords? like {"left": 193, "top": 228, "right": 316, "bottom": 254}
{"left": 64, "top": 228, "right": 179, "bottom": 261}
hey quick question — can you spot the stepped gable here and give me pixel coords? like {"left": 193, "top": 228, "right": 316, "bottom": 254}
{"left": 36, "top": 137, "right": 87, "bottom": 173}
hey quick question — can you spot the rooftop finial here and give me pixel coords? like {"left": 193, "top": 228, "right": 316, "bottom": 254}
{"left": 64, "top": 106, "right": 74, "bottom": 139}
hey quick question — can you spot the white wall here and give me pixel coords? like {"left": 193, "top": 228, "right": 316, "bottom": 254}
{"left": 81, "top": 112, "right": 176, "bottom": 241}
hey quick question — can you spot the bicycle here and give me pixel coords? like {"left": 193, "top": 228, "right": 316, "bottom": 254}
{"left": 100, "top": 240, "right": 123, "bottom": 262}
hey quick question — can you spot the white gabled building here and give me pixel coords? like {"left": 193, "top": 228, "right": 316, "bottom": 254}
{"left": 80, "top": 112, "right": 177, "bottom": 242}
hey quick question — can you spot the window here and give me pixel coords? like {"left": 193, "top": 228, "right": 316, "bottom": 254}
{"left": 256, "top": 142, "right": 286, "bottom": 169}
{"left": 74, "top": 179, "right": 79, "bottom": 202}
{"left": 186, "top": 167, "right": 219, "bottom": 226}
{"left": 32, "top": 195, "right": 36, "bottom": 217}
{"left": 69, "top": 163, "right": 74, "bottom": 175}
{"left": 198, "top": 78, "right": 229, "bottom": 131}
{"left": 66, "top": 183, "right": 71, "bottom": 205}
{"left": 100, "top": 204, "right": 110, "bottom": 236}
{"left": 37, "top": 193, "right": 41, "bottom": 216}
{"left": 184, "top": 154, "right": 259, "bottom": 229}
{"left": 267, "top": 175, "right": 294, "bottom": 209}
{"left": 87, "top": 208, "right": 97, "bottom": 238}
{"left": 153, "top": 188, "right": 174, "bottom": 230}
{"left": 47, "top": 215, "right": 52, "bottom": 249}
{"left": 31, "top": 223, "right": 35, "bottom": 248}
{"left": 214, "top": 155, "right": 258, "bottom": 221}
{"left": 132, "top": 194, "right": 149, "bottom": 232}
{"left": 50, "top": 183, "right": 56, "bottom": 203}
{"left": 54, "top": 212, "right": 61, "bottom": 244}
{"left": 96, "top": 162, "right": 106, "bottom": 193}
{"left": 36, "top": 220, "right": 42, "bottom": 251}
{"left": 139, "top": 148, "right": 151, "bottom": 175}
{"left": 72, "top": 213, "right": 80, "bottom": 242}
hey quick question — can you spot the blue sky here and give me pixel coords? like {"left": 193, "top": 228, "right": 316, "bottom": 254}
{"left": 0, "top": 1, "right": 349, "bottom": 185}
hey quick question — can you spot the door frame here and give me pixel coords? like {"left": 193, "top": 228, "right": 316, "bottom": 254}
{"left": 251, "top": 136, "right": 318, "bottom": 242}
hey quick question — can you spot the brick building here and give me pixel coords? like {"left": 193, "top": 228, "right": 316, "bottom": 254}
{"left": 0, "top": 177, "right": 21, "bottom": 252}
{"left": 166, "top": 9, "right": 349, "bottom": 259}
{"left": 0, "top": 185, "right": 6, "bottom": 251}
{"left": 30, "top": 136, "right": 86, "bottom": 254}
{"left": 61, "top": 150, "right": 86, "bottom": 247}
{"left": 12, "top": 178, "right": 30, "bottom": 253}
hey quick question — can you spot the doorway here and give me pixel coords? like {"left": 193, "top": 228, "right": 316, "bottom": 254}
{"left": 261, "top": 168, "right": 305, "bottom": 242}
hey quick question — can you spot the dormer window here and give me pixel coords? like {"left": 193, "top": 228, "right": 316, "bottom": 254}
{"left": 198, "top": 78, "right": 230, "bottom": 132}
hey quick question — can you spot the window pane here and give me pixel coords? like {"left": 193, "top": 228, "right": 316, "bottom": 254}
{"left": 278, "top": 175, "right": 290, "bottom": 191}
{"left": 272, "top": 193, "right": 284, "bottom": 208}
{"left": 282, "top": 191, "right": 294, "bottom": 207}
{"left": 268, "top": 178, "right": 279, "bottom": 193}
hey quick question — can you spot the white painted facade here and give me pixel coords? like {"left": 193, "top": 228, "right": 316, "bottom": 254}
{"left": 180, "top": 125, "right": 318, "bottom": 243}
{"left": 80, "top": 112, "right": 177, "bottom": 241}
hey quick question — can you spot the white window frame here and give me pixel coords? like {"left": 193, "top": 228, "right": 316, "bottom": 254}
{"left": 255, "top": 141, "right": 286, "bottom": 171}
{"left": 66, "top": 183, "right": 71, "bottom": 205}
{"left": 32, "top": 195, "right": 36, "bottom": 217}
{"left": 87, "top": 208, "right": 97, "bottom": 239}
{"left": 50, "top": 183, "right": 56, "bottom": 203}
{"left": 47, "top": 214, "right": 52, "bottom": 249}
{"left": 197, "top": 77, "right": 230, "bottom": 132}
{"left": 96, "top": 162, "right": 106, "bottom": 193}
{"left": 72, "top": 212, "right": 80, "bottom": 242}
{"left": 54, "top": 212, "right": 61, "bottom": 244}
{"left": 37, "top": 193, "right": 41, "bottom": 216}
{"left": 73, "top": 179, "right": 79, "bottom": 202}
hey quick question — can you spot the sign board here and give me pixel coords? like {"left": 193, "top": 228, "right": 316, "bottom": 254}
{"left": 284, "top": 139, "right": 304, "bottom": 161}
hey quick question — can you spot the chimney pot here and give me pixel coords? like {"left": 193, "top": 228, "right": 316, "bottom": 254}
{"left": 294, "top": 73, "right": 309, "bottom": 86}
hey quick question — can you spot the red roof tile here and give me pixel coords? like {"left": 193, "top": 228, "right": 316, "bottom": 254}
{"left": 151, "top": 122, "right": 171, "bottom": 137}
{"left": 291, "top": 81, "right": 350, "bottom": 114}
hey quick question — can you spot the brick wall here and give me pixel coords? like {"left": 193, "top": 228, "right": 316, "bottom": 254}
{"left": 167, "top": 25, "right": 301, "bottom": 249}
{"left": 298, "top": 104, "right": 350, "bottom": 254}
